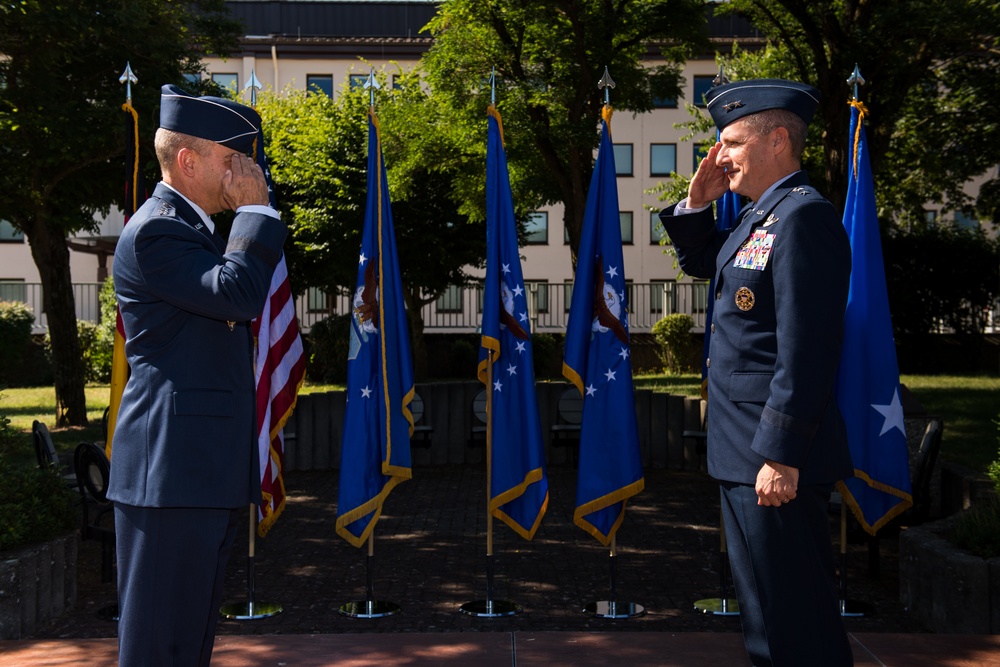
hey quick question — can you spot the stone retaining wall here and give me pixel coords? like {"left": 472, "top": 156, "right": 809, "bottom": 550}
{"left": 0, "top": 533, "right": 77, "bottom": 640}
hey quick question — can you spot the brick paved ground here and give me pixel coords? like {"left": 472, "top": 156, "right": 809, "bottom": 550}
{"left": 32, "top": 466, "right": 930, "bottom": 639}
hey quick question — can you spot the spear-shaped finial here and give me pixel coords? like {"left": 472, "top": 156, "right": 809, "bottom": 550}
{"left": 598, "top": 66, "right": 615, "bottom": 105}
{"left": 490, "top": 66, "right": 497, "bottom": 105}
{"left": 119, "top": 62, "right": 137, "bottom": 103}
{"left": 712, "top": 65, "right": 730, "bottom": 88}
{"left": 243, "top": 69, "right": 263, "bottom": 108}
{"left": 847, "top": 64, "right": 866, "bottom": 101}
{"left": 363, "top": 67, "right": 381, "bottom": 108}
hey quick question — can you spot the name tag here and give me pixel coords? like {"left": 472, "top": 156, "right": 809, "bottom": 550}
{"left": 733, "top": 228, "right": 775, "bottom": 271}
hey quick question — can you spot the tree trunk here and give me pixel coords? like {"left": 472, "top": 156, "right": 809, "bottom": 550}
{"left": 26, "top": 215, "right": 88, "bottom": 427}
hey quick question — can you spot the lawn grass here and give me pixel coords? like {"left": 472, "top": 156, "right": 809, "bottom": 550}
{"left": 2, "top": 373, "right": 996, "bottom": 475}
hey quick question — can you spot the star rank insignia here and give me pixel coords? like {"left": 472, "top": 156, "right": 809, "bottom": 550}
{"left": 723, "top": 100, "right": 744, "bottom": 112}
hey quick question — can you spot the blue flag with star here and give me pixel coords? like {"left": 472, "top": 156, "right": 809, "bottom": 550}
{"left": 562, "top": 108, "right": 644, "bottom": 546}
{"left": 835, "top": 101, "right": 912, "bottom": 535}
{"left": 336, "top": 109, "right": 415, "bottom": 548}
{"left": 476, "top": 105, "right": 549, "bottom": 540}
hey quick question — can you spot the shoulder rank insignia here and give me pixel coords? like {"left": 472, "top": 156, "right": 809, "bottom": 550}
{"left": 791, "top": 186, "right": 811, "bottom": 195}
{"left": 156, "top": 200, "right": 175, "bottom": 217}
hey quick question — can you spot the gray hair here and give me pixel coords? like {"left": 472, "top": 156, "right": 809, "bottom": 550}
{"left": 742, "top": 108, "right": 808, "bottom": 161}
{"left": 154, "top": 128, "right": 215, "bottom": 175}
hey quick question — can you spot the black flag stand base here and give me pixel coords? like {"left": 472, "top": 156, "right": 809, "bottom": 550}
{"left": 694, "top": 508, "right": 740, "bottom": 616}
{"left": 584, "top": 540, "right": 645, "bottom": 619}
{"left": 459, "top": 554, "right": 522, "bottom": 617}
{"left": 338, "top": 533, "right": 401, "bottom": 619}
{"left": 838, "top": 501, "right": 873, "bottom": 618}
{"left": 220, "top": 504, "right": 283, "bottom": 620}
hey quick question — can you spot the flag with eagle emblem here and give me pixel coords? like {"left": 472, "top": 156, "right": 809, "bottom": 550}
{"left": 477, "top": 104, "right": 549, "bottom": 540}
{"left": 562, "top": 107, "right": 644, "bottom": 546}
{"left": 335, "top": 108, "right": 415, "bottom": 547}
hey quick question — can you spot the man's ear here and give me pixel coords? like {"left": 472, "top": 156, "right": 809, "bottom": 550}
{"left": 771, "top": 127, "right": 789, "bottom": 155}
{"left": 176, "top": 147, "right": 198, "bottom": 178}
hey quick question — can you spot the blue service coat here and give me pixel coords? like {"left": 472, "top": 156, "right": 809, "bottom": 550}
{"left": 109, "top": 183, "right": 286, "bottom": 508}
{"left": 660, "top": 172, "right": 853, "bottom": 486}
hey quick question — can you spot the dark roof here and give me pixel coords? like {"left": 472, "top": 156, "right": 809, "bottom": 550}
{"left": 225, "top": 1, "right": 763, "bottom": 55}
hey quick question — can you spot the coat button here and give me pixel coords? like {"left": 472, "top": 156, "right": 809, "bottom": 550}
{"left": 706, "top": 358, "right": 711, "bottom": 368}
{"left": 710, "top": 323, "right": 715, "bottom": 334}
{"left": 715, "top": 290, "right": 722, "bottom": 300}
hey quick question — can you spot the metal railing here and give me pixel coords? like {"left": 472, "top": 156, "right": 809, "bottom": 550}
{"left": 12, "top": 280, "right": 995, "bottom": 338}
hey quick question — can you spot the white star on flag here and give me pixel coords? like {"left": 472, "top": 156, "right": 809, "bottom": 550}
{"left": 360, "top": 385, "right": 372, "bottom": 398}
{"left": 513, "top": 285, "right": 524, "bottom": 298}
{"left": 872, "top": 388, "right": 905, "bottom": 436}
{"left": 618, "top": 347, "right": 629, "bottom": 360}
{"left": 358, "top": 252, "right": 367, "bottom": 266}
{"left": 604, "top": 368, "right": 617, "bottom": 382}
{"left": 494, "top": 379, "right": 503, "bottom": 392}
{"left": 507, "top": 363, "right": 517, "bottom": 376}
{"left": 519, "top": 311, "right": 528, "bottom": 322}
{"left": 606, "top": 265, "right": 618, "bottom": 279}
{"left": 502, "top": 263, "right": 510, "bottom": 274}
{"left": 515, "top": 341, "right": 526, "bottom": 354}
{"left": 585, "top": 384, "right": 597, "bottom": 397}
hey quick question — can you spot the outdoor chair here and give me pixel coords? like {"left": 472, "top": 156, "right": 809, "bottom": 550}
{"left": 550, "top": 386, "right": 583, "bottom": 466}
{"left": 410, "top": 390, "right": 433, "bottom": 449}
{"left": 73, "top": 441, "right": 116, "bottom": 585}
{"left": 33, "top": 420, "right": 76, "bottom": 487}
{"left": 468, "top": 388, "right": 487, "bottom": 448}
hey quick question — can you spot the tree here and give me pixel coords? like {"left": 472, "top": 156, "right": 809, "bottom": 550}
{"left": 717, "top": 0, "right": 1000, "bottom": 226}
{"left": 422, "top": 0, "right": 709, "bottom": 268}
{"left": 258, "top": 69, "right": 487, "bottom": 378}
{"left": 0, "top": 0, "right": 240, "bottom": 425}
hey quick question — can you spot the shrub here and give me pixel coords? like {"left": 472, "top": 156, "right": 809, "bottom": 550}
{"left": 306, "top": 313, "right": 352, "bottom": 384}
{"left": 531, "top": 333, "right": 563, "bottom": 379}
{"left": 950, "top": 413, "right": 1000, "bottom": 558}
{"left": 0, "top": 301, "right": 36, "bottom": 386}
{"left": 652, "top": 313, "right": 696, "bottom": 374}
{"left": 0, "top": 413, "right": 76, "bottom": 552}
{"left": 448, "top": 337, "right": 479, "bottom": 377}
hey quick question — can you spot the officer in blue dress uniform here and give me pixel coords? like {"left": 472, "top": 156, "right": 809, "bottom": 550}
{"left": 109, "top": 84, "right": 286, "bottom": 666}
{"left": 659, "top": 79, "right": 854, "bottom": 666}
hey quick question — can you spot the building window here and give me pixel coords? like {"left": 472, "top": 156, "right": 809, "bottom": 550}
{"left": 349, "top": 74, "right": 368, "bottom": 91}
{"left": 650, "top": 279, "right": 674, "bottom": 315}
{"left": 211, "top": 73, "right": 238, "bottom": 93}
{"left": 524, "top": 212, "right": 548, "bottom": 245}
{"left": 924, "top": 210, "right": 938, "bottom": 225}
{"left": 563, "top": 280, "right": 574, "bottom": 313}
{"left": 391, "top": 75, "right": 403, "bottom": 91}
{"left": 0, "top": 220, "right": 24, "bottom": 243}
{"left": 693, "top": 75, "right": 715, "bottom": 108}
{"left": 653, "top": 94, "right": 677, "bottom": 109}
{"left": 526, "top": 280, "right": 549, "bottom": 314}
{"left": 436, "top": 284, "right": 463, "bottom": 313}
{"left": 306, "top": 287, "right": 329, "bottom": 313}
{"left": 620, "top": 211, "right": 633, "bottom": 244}
{"left": 650, "top": 210, "right": 667, "bottom": 244}
{"left": 954, "top": 211, "right": 979, "bottom": 229}
{"left": 650, "top": 144, "right": 677, "bottom": 177}
{"left": 183, "top": 73, "right": 201, "bottom": 87}
{"left": 613, "top": 144, "right": 633, "bottom": 177}
{"left": 307, "top": 75, "right": 333, "bottom": 98}
{"left": 0, "top": 280, "right": 25, "bottom": 302}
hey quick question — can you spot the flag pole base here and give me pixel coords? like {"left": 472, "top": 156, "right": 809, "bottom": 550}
{"left": 219, "top": 601, "right": 282, "bottom": 620}
{"left": 583, "top": 600, "right": 645, "bottom": 619}
{"left": 693, "top": 597, "right": 740, "bottom": 616}
{"left": 840, "top": 598, "right": 873, "bottom": 618}
{"left": 338, "top": 600, "right": 401, "bottom": 619}
{"left": 459, "top": 599, "right": 522, "bottom": 617}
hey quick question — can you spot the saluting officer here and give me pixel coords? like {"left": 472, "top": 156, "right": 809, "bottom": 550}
{"left": 659, "top": 79, "right": 854, "bottom": 667}
{"left": 110, "top": 84, "right": 286, "bottom": 667}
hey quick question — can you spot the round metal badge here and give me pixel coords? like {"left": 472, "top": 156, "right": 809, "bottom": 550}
{"left": 735, "top": 286, "right": 755, "bottom": 311}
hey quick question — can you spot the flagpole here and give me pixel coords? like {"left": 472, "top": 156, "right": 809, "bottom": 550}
{"left": 459, "top": 72, "right": 525, "bottom": 618}
{"left": 577, "top": 69, "right": 644, "bottom": 620}
{"left": 220, "top": 69, "right": 282, "bottom": 621}
{"left": 338, "top": 70, "right": 402, "bottom": 619}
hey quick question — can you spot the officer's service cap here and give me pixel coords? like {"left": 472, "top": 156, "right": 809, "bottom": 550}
{"left": 705, "top": 79, "right": 820, "bottom": 130}
{"left": 159, "top": 84, "right": 260, "bottom": 153}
